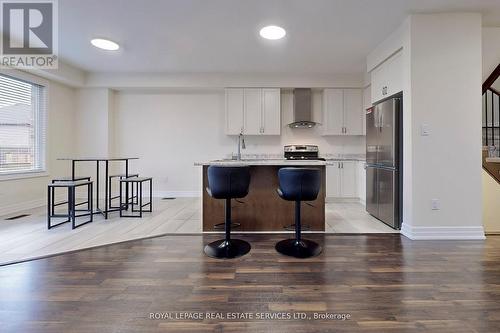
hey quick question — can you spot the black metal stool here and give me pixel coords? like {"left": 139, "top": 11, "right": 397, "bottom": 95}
{"left": 204, "top": 165, "right": 251, "bottom": 259}
{"left": 119, "top": 177, "right": 152, "bottom": 218}
{"left": 108, "top": 173, "right": 139, "bottom": 208}
{"left": 50, "top": 176, "right": 91, "bottom": 215}
{"left": 275, "top": 167, "right": 322, "bottom": 258}
{"left": 47, "top": 180, "right": 93, "bottom": 229}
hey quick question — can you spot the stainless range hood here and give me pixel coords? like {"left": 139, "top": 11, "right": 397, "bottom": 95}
{"left": 289, "top": 88, "right": 317, "bottom": 128}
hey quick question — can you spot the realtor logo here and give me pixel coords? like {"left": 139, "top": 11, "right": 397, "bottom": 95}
{"left": 0, "top": 0, "right": 58, "bottom": 68}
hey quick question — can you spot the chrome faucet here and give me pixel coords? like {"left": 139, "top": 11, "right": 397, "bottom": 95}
{"left": 237, "top": 131, "right": 246, "bottom": 160}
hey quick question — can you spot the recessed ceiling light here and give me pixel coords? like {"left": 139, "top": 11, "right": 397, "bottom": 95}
{"left": 259, "top": 25, "right": 286, "bottom": 40}
{"left": 91, "top": 38, "right": 120, "bottom": 51}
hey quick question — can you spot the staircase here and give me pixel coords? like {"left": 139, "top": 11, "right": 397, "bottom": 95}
{"left": 483, "top": 64, "right": 500, "bottom": 184}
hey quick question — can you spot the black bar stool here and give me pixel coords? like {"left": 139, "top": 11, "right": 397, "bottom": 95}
{"left": 119, "top": 177, "right": 153, "bottom": 218}
{"left": 108, "top": 173, "right": 139, "bottom": 208}
{"left": 204, "top": 165, "right": 251, "bottom": 259}
{"left": 275, "top": 167, "right": 322, "bottom": 258}
{"left": 50, "top": 176, "right": 91, "bottom": 215}
{"left": 47, "top": 180, "right": 93, "bottom": 229}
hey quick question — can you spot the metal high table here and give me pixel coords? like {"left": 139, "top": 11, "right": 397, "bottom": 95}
{"left": 57, "top": 157, "right": 139, "bottom": 219}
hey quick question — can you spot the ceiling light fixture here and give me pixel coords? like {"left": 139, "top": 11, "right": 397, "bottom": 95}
{"left": 91, "top": 38, "right": 120, "bottom": 51}
{"left": 259, "top": 25, "right": 286, "bottom": 40}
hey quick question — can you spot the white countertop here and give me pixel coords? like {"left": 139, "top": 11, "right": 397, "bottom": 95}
{"left": 323, "top": 154, "right": 366, "bottom": 161}
{"left": 195, "top": 159, "right": 327, "bottom": 166}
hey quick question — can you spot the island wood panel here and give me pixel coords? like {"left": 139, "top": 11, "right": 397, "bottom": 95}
{"left": 202, "top": 165, "right": 326, "bottom": 232}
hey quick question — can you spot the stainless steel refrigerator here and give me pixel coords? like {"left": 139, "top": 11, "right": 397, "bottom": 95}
{"left": 365, "top": 95, "right": 402, "bottom": 229}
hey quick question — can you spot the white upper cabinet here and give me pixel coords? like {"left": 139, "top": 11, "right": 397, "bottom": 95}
{"left": 343, "top": 89, "right": 363, "bottom": 135}
{"left": 225, "top": 88, "right": 281, "bottom": 135}
{"left": 371, "top": 50, "right": 403, "bottom": 103}
{"left": 262, "top": 88, "right": 281, "bottom": 135}
{"left": 244, "top": 88, "right": 262, "bottom": 135}
{"left": 323, "top": 89, "right": 344, "bottom": 135}
{"left": 322, "top": 88, "right": 363, "bottom": 136}
{"left": 225, "top": 88, "right": 244, "bottom": 135}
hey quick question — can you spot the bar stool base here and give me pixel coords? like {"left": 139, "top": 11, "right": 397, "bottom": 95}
{"left": 275, "top": 239, "right": 322, "bottom": 258}
{"left": 204, "top": 239, "right": 251, "bottom": 259}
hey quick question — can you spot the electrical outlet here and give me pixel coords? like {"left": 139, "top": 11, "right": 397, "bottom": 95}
{"left": 431, "top": 199, "right": 440, "bottom": 210}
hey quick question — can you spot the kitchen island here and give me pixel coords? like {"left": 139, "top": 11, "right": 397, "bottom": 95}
{"left": 196, "top": 159, "right": 326, "bottom": 232}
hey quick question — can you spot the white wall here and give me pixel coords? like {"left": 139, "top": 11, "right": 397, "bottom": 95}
{"left": 410, "top": 13, "right": 482, "bottom": 231}
{"left": 403, "top": 13, "right": 483, "bottom": 239}
{"left": 114, "top": 89, "right": 365, "bottom": 196}
{"left": 368, "top": 13, "right": 484, "bottom": 239}
{"left": 75, "top": 88, "right": 114, "bottom": 157}
{"left": 482, "top": 27, "right": 500, "bottom": 81}
{"left": 0, "top": 78, "right": 77, "bottom": 215}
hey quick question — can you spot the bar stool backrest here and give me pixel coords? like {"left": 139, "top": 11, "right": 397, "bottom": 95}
{"left": 207, "top": 166, "right": 251, "bottom": 199}
{"left": 278, "top": 167, "right": 320, "bottom": 201}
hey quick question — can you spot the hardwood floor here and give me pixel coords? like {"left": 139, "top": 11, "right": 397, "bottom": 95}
{"left": 0, "top": 233, "right": 498, "bottom": 333}
{"left": 0, "top": 199, "right": 394, "bottom": 266}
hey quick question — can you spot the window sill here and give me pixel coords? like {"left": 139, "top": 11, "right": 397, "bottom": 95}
{"left": 0, "top": 171, "right": 49, "bottom": 182}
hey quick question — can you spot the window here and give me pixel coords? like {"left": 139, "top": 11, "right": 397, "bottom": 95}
{"left": 0, "top": 74, "right": 46, "bottom": 175}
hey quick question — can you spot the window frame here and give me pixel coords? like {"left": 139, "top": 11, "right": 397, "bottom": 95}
{"left": 0, "top": 69, "right": 49, "bottom": 181}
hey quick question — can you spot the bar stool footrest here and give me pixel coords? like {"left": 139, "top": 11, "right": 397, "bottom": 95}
{"left": 213, "top": 222, "right": 240, "bottom": 230}
{"left": 283, "top": 224, "right": 311, "bottom": 231}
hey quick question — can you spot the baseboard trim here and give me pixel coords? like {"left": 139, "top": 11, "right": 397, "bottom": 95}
{"left": 153, "top": 190, "right": 200, "bottom": 198}
{"left": 0, "top": 198, "right": 45, "bottom": 217}
{"left": 326, "top": 197, "right": 361, "bottom": 203}
{"left": 401, "top": 223, "right": 486, "bottom": 240}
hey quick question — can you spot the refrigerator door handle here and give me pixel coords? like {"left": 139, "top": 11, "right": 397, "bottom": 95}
{"left": 379, "top": 108, "right": 383, "bottom": 132}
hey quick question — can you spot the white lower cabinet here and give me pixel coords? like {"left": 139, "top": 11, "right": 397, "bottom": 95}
{"left": 341, "top": 161, "right": 358, "bottom": 197}
{"left": 326, "top": 163, "right": 342, "bottom": 198}
{"left": 357, "top": 161, "right": 366, "bottom": 203}
{"left": 326, "top": 161, "right": 359, "bottom": 199}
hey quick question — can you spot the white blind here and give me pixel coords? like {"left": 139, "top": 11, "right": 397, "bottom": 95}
{"left": 0, "top": 74, "right": 46, "bottom": 174}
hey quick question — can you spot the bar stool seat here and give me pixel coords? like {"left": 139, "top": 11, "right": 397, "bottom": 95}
{"left": 204, "top": 165, "right": 251, "bottom": 259}
{"left": 275, "top": 167, "right": 322, "bottom": 258}
{"left": 50, "top": 176, "right": 92, "bottom": 216}
{"left": 52, "top": 176, "right": 91, "bottom": 182}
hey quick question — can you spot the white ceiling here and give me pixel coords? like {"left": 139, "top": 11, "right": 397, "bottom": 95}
{"left": 59, "top": 0, "right": 500, "bottom": 74}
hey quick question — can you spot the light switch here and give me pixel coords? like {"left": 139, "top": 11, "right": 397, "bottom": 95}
{"left": 431, "top": 199, "right": 440, "bottom": 210}
{"left": 420, "top": 124, "right": 430, "bottom": 136}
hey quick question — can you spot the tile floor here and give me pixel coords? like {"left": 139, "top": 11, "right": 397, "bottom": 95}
{"left": 0, "top": 197, "right": 396, "bottom": 265}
